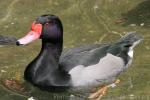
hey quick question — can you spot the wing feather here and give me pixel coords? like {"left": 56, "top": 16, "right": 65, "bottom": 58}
{"left": 59, "top": 44, "right": 110, "bottom": 72}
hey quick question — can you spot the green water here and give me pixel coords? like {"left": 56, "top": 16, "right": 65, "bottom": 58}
{"left": 0, "top": 0, "right": 150, "bottom": 100}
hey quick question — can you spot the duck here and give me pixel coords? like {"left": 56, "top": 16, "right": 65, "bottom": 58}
{"left": 3, "top": 14, "right": 142, "bottom": 99}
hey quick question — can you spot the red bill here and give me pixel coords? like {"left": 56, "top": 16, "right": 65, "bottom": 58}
{"left": 17, "top": 22, "right": 42, "bottom": 45}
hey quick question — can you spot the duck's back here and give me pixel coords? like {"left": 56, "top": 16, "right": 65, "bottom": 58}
{"left": 59, "top": 44, "right": 110, "bottom": 72}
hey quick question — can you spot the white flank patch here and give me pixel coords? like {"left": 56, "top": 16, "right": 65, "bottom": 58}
{"left": 127, "top": 39, "right": 141, "bottom": 58}
{"left": 128, "top": 49, "right": 133, "bottom": 58}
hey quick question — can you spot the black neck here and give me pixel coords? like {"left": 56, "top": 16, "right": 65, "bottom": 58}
{"left": 25, "top": 38, "right": 70, "bottom": 89}
{"left": 41, "top": 39, "right": 63, "bottom": 63}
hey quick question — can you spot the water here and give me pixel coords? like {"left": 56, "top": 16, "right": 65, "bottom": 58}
{"left": 0, "top": 0, "right": 150, "bottom": 100}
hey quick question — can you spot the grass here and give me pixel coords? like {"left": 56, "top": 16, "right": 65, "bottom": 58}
{"left": 0, "top": 0, "right": 150, "bottom": 100}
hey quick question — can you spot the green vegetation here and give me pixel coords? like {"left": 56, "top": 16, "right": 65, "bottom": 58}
{"left": 0, "top": 0, "right": 150, "bottom": 100}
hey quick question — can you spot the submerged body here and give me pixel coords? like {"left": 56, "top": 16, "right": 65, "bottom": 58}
{"left": 14, "top": 14, "right": 142, "bottom": 91}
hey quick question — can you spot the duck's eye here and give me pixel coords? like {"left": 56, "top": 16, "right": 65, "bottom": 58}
{"left": 44, "top": 23, "right": 49, "bottom": 28}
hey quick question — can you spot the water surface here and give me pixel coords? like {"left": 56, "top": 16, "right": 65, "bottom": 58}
{"left": 0, "top": 0, "right": 150, "bottom": 100}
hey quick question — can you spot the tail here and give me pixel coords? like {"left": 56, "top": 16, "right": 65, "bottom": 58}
{"left": 0, "top": 35, "right": 17, "bottom": 45}
{"left": 119, "top": 32, "right": 143, "bottom": 43}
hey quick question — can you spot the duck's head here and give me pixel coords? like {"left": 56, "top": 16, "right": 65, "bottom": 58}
{"left": 16, "top": 14, "right": 63, "bottom": 45}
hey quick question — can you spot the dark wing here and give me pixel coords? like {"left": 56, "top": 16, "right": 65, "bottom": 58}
{"left": 59, "top": 43, "right": 110, "bottom": 72}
